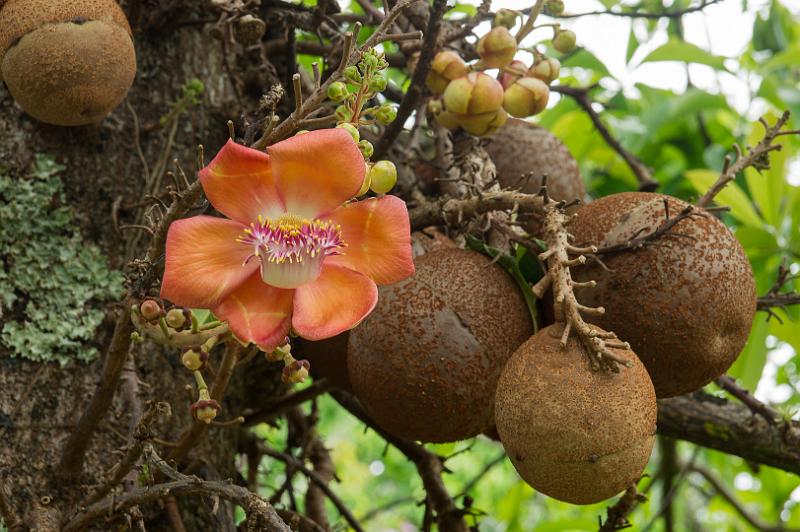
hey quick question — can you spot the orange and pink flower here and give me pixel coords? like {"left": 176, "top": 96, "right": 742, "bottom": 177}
{"left": 161, "top": 128, "right": 414, "bottom": 349}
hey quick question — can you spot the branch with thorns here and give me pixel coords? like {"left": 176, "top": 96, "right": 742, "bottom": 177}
{"left": 531, "top": 181, "right": 634, "bottom": 371}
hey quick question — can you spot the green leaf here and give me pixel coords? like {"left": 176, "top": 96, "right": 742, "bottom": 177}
{"left": 640, "top": 38, "right": 728, "bottom": 70}
{"left": 561, "top": 49, "right": 611, "bottom": 78}
{"left": 727, "top": 315, "right": 769, "bottom": 391}
{"left": 684, "top": 169, "right": 764, "bottom": 227}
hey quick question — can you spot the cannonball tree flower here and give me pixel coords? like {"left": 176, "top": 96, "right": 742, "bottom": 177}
{"left": 160, "top": 129, "right": 415, "bottom": 350}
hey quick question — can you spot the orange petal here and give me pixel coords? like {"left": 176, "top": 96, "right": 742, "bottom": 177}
{"left": 161, "top": 216, "right": 258, "bottom": 308}
{"left": 213, "top": 273, "right": 294, "bottom": 349}
{"left": 199, "top": 139, "right": 285, "bottom": 224}
{"left": 326, "top": 195, "right": 415, "bottom": 285}
{"left": 292, "top": 264, "right": 377, "bottom": 341}
{"left": 268, "top": 129, "right": 365, "bottom": 218}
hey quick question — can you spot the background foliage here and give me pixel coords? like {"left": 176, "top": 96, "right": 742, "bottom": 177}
{"left": 250, "top": 0, "right": 800, "bottom": 530}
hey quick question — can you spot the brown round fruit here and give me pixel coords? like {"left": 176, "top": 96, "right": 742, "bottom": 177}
{"left": 348, "top": 248, "right": 533, "bottom": 442}
{"left": 484, "top": 119, "right": 585, "bottom": 235}
{"left": 570, "top": 192, "right": 757, "bottom": 397}
{"left": 495, "top": 323, "right": 656, "bottom": 505}
{"left": 0, "top": 0, "right": 135, "bottom": 126}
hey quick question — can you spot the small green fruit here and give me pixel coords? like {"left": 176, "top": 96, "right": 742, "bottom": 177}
{"left": 553, "top": 29, "right": 577, "bottom": 53}
{"left": 369, "top": 160, "right": 398, "bottom": 194}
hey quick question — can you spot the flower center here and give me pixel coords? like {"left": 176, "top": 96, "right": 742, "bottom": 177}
{"left": 237, "top": 214, "right": 345, "bottom": 289}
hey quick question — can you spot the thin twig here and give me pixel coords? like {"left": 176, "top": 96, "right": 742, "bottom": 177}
{"left": 715, "top": 375, "right": 779, "bottom": 424}
{"left": 243, "top": 380, "right": 333, "bottom": 427}
{"left": 557, "top": 0, "right": 723, "bottom": 19}
{"left": 598, "top": 481, "right": 647, "bottom": 532}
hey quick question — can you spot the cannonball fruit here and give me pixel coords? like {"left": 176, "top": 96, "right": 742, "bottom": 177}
{"left": 495, "top": 324, "right": 657, "bottom": 504}
{"left": 484, "top": 119, "right": 585, "bottom": 234}
{"left": 570, "top": 192, "right": 757, "bottom": 397}
{"left": 348, "top": 248, "right": 533, "bottom": 443}
{"left": 0, "top": 0, "right": 136, "bottom": 126}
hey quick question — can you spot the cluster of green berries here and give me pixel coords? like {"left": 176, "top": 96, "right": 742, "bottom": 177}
{"left": 427, "top": 5, "right": 576, "bottom": 137}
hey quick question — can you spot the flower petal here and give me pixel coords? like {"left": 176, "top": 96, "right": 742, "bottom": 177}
{"left": 268, "top": 129, "right": 365, "bottom": 218}
{"left": 292, "top": 264, "right": 377, "bottom": 341}
{"left": 200, "top": 139, "right": 285, "bottom": 224}
{"left": 326, "top": 195, "right": 415, "bottom": 285}
{"left": 161, "top": 216, "right": 258, "bottom": 308}
{"left": 213, "top": 273, "right": 294, "bottom": 349}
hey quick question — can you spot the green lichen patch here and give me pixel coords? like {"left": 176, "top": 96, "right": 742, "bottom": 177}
{"left": 0, "top": 155, "right": 124, "bottom": 365}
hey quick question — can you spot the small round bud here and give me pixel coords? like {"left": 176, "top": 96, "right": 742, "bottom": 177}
{"left": 336, "top": 122, "right": 360, "bottom": 142}
{"left": 181, "top": 347, "right": 207, "bottom": 371}
{"left": 358, "top": 140, "right": 374, "bottom": 159}
{"left": 500, "top": 59, "right": 529, "bottom": 90}
{"left": 358, "top": 164, "right": 372, "bottom": 196}
{"left": 165, "top": 308, "right": 188, "bottom": 330}
{"left": 426, "top": 51, "right": 469, "bottom": 94}
{"left": 265, "top": 342, "right": 291, "bottom": 362}
{"left": 458, "top": 107, "right": 508, "bottom": 137}
{"left": 552, "top": 29, "right": 577, "bottom": 54}
{"left": 443, "top": 72, "right": 504, "bottom": 115}
{"left": 368, "top": 75, "right": 388, "bottom": 93}
{"left": 529, "top": 57, "right": 561, "bottom": 84}
{"left": 375, "top": 104, "right": 397, "bottom": 125}
{"left": 369, "top": 160, "right": 398, "bottom": 194}
{"left": 233, "top": 14, "right": 267, "bottom": 45}
{"left": 139, "top": 299, "right": 163, "bottom": 322}
{"left": 503, "top": 77, "right": 550, "bottom": 117}
{"left": 427, "top": 99, "right": 443, "bottom": 115}
{"left": 327, "top": 81, "right": 349, "bottom": 102}
{"left": 477, "top": 26, "right": 518, "bottom": 68}
{"left": 282, "top": 359, "right": 311, "bottom": 384}
{"left": 344, "top": 65, "right": 362, "bottom": 84}
{"left": 336, "top": 106, "right": 354, "bottom": 123}
{"left": 545, "top": 0, "right": 565, "bottom": 16}
{"left": 361, "top": 51, "right": 380, "bottom": 70}
{"left": 434, "top": 110, "right": 461, "bottom": 130}
{"left": 191, "top": 399, "right": 222, "bottom": 424}
{"left": 493, "top": 9, "right": 518, "bottom": 30}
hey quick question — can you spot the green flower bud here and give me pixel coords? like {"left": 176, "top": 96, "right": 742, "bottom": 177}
{"left": 426, "top": 51, "right": 469, "bottom": 94}
{"left": 165, "top": 308, "right": 188, "bottom": 330}
{"left": 282, "top": 359, "right": 311, "bottom": 384}
{"left": 336, "top": 122, "right": 360, "bottom": 142}
{"left": 545, "top": 0, "right": 565, "bottom": 16}
{"left": 369, "top": 160, "right": 398, "bottom": 194}
{"left": 336, "top": 105, "right": 354, "bottom": 123}
{"left": 552, "top": 29, "right": 577, "bottom": 53}
{"left": 358, "top": 139, "right": 374, "bottom": 159}
{"left": 327, "top": 81, "right": 349, "bottom": 102}
{"left": 493, "top": 9, "right": 518, "bottom": 30}
{"left": 427, "top": 99, "right": 444, "bottom": 115}
{"left": 344, "top": 65, "right": 362, "bottom": 84}
{"left": 181, "top": 346, "right": 207, "bottom": 371}
{"left": 361, "top": 51, "right": 380, "bottom": 70}
{"left": 477, "top": 26, "right": 517, "bottom": 68}
{"left": 503, "top": 77, "right": 550, "bottom": 118}
{"left": 368, "top": 75, "right": 388, "bottom": 93}
{"left": 358, "top": 163, "right": 372, "bottom": 196}
{"left": 191, "top": 395, "right": 222, "bottom": 424}
{"left": 529, "top": 57, "right": 561, "bottom": 84}
{"left": 375, "top": 104, "right": 397, "bottom": 125}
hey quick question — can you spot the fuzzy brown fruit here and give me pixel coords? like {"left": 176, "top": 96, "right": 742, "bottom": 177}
{"left": 348, "top": 248, "right": 533, "bottom": 443}
{"left": 495, "top": 323, "right": 656, "bottom": 505}
{"left": 570, "top": 192, "right": 757, "bottom": 397}
{"left": 484, "top": 119, "right": 585, "bottom": 234}
{"left": 0, "top": 0, "right": 136, "bottom": 126}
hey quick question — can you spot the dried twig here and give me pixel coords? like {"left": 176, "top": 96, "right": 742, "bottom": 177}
{"left": 715, "top": 375, "right": 779, "bottom": 424}
{"left": 243, "top": 380, "right": 333, "bottom": 427}
{"left": 409, "top": 190, "right": 545, "bottom": 231}
{"left": 757, "top": 259, "right": 800, "bottom": 318}
{"left": 598, "top": 481, "right": 647, "bottom": 531}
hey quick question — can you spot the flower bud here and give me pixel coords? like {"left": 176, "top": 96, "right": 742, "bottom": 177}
{"left": 139, "top": 299, "right": 163, "bottom": 322}
{"left": 344, "top": 65, "right": 362, "bottom": 84}
{"left": 336, "top": 122, "right": 360, "bottom": 142}
{"left": 361, "top": 50, "right": 380, "bottom": 70}
{"left": 529, "top": 57, "right": 561, "bottom": 84}
{"left": 552, "top": 29, "right": 577, "bottom": 53}
{"left": 336, "top": 106, "right": 354, "bottom": 123}
{"left": 426, "top": 51, "right": 468, "bottom": 94}
{"left": 369, "top": 160, "right": 398, "bottom": 194}
{"left": 458, "top": 108, "right": 508, "bottom": 137}
{"left": 477, "top": 26, "right": 518, "bottom": 68}
{"left": 443, "top": 72, "right": 504, "bottom": 115}
{"left": 434, "top": 110, "right": 460, "bottom": 130}
{"left": 545, "top": 0, "right": 565, "bottom": 16}
{"left": 191, "top": 398, "right": 222, "bottom": 424}
{"left": 368, "top": 75, "right": 388, "bottom": 93}
{"left": 427, "top": 99, "right": 443, "bottom": 115}
{"left": 327, "top": 81, "right": 349, "bottom": 102}
{"left": 503, "top": 77, "right": 550, "bottom": 117}
{"left": 493, "top": 8, "right": 518, "bottom": 29}
{"left": 165, "top": 308, "right": 189, "bottom": 330}
{"left": 181, "top": 346, "right": 207, "bottom": 371}
{"left": 375, "top": 104, "right": 397, "bottom": 125}
{"left": 265, "top": 341, "right": 291, "bottom": 362}
{"left": 500, "top": 59, "right": 528, "bottom": 89}
{"left": 358, "top": 164, "right": 372, "bottom": 196}
{"left": 282, "top": 359, "right": 311, "bottom": 384}
{"left": 358, "top": 140, "right": 374, "bottom": 159}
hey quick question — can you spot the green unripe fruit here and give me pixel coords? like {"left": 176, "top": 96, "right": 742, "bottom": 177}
{"left": 493, "top": 8, "right": 518, "bottom": 29}
{"left": 545, "top": 0, "right": 565, "bottom": 16}
{"left": 358, "top": 139, "right": 374, "bottom": 159}
{"left": 443, "top": 72, "right": 504, "bottom": 115}
{"left": 426, "top": 51, "right": 469, "bottom": 94}
{"left": 503, "top": 77, "right": 550, "bottom": 118}
{"left": 376, "top": 104, "right": 397, "bottom": 125}
{"left": 368, "top": 160, "right": 397, "bottom": 194}
{"left": 327, "top": 81, "right": 349, "bottom": 102}
{"left": 553, "top": 29, "right": 577, "bottom": 53}
{"left": 477, "top": 26, "right": 518, "bottom": 68}
{"left": 336, "top": 122, "right": 360, "bottom": 142}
